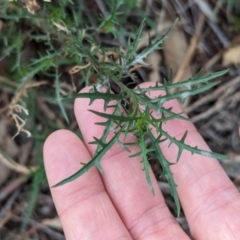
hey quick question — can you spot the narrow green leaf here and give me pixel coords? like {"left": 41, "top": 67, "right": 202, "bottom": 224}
{"left": 129, "top": 151, "right": 142, "bottom": 158}
{"left": 150, "top": 111, "right": 189, "bottom": 124}
{"left": 139, "top": 133, "right": 154, "bottom": 195}
{"left": 138, "top": 69, "right": 229, "bottom": 93}
{"left": 55, "top": 68, "right": 69, "bottom": 123}
{"left": 127, "top": 18, "right": 178, "bottom": 68}
{"left": 52, "top": 131, "right": 121, "bottom": 187}
{"left": 89, "top": 109, "right": 140, "bottom": 122}
{"left": 60, "top": 91, "right": 125, "bottom": 103}
{"left": 149, "top": 132, "right": 180, "bottom": 216}
{"left": 125, "top": 18, "right": 146, "bottom": 61}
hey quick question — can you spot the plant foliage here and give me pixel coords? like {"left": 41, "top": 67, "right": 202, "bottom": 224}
{"left": 0, "top": 0, "right": 229, "bottom": 217}
{"left": 51, "top": 17, "right": 228, "bottom": 216}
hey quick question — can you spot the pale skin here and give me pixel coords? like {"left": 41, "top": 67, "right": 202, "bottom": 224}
{"left": 43, "top": 82, "right": 240, "bottom": 239}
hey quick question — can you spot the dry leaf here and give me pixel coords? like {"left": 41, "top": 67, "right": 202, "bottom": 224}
{"left": 136, "top": 17, "right": 192, "bottom": 84}
{"left": 222, "top": 46, "right": 240, "bottom": 66}
{"left": 146, "top": 51, "right": 162, "bottom": 82}
{"left": 22, "top": 0, "right": 40, "bottom": 14}
{"left": 69, "top": 63, "right": 91, "bottom": 75}
{"left": 162, "top": 20, "right": 192, "bottom": 83}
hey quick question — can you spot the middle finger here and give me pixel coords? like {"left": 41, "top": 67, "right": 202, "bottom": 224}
{"left": 74, "top": 86, "right": 189, "bottom": 240}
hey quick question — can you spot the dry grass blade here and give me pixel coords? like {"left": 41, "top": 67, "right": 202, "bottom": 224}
{"left": 42, "top": 217, "right": 62, "bottom": 230}
{"left": 185, "top": 76, "right": 240, "bottom": 113}
{"left": 0, "top": 177, "right": 25, "bottom": 201}
{"left": 194, "top": 0, "right": 217, "bottom": 22}
{"left": 0, "top": 76, "right": 19, "bottom": 87}
{"left": 2, "top": 80, "right": 48, "bottom": 138}
{"left": 0, "top": 118, "right": 20, "bottom": 185}
{"left": 0, "top": 210, "right": 12, "bottom": 229}
{"left": 0, "top": 148, "right": 37, "bottom": 175}
{"left": 191, "top": 91, "right": 240, "bottom": 123}
{"left": 173, "top": 14, "right": 205, "bottom": 84}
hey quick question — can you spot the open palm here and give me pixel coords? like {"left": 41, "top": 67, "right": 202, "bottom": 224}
{"left": 44, "top": 82, "right": 240, "bottom": 239}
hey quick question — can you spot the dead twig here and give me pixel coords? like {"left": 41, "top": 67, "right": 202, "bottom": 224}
{"left": 207, "top": 20, "right": 230, "bottom": 48}
{"left": 191, "top": 91, "right": 240, "bottom": 123}
{"left": 0, "top": 190, "right": 20, "bottom": 221}
{"left": 204, "top": 52, "right": 222, "bottom": 71}
{"left": 21, "top": 226, "right": 39, "bottom": 240}
{"left": 0, "top": 177, "right": 26, "bottom": 202}
{"left": 193, "top": 0, "right": 229, "bottom": 47}
{"left": 185, "top": 76, "right": 240, "bottom": 113}
{"left": 12, "top": 215, "right": 65, "bottom": 240}
{"left": 194, "top": 0, "right": 217, "bottom": 22}
{"left": 0, "top": 148, "right": 37, "bottom": 175}
{"left": 0, "top": 210, "right": 12, "bottom": 229}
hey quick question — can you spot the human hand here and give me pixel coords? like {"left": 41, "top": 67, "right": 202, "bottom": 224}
{"left": 43, "top": 82, "right": 240, "bottom": 239}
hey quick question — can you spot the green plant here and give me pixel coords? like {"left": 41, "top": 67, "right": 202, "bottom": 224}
{"left": 50, "top": 19, "right": 228, "bottom": 216}
{"left": 0, "top": 0, "right": 229, "bottom": 218}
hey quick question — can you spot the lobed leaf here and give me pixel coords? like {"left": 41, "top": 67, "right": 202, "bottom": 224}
{"left": 138, "top": 69, "right": 229, "bottom": 93}
{"left": 52, "top": 131, "right": 121, "bottom": 187}
{"left": 130, "top": 131, "right": 155, "bottom": 194}
{"left": 161, "top": 130, "right": 229, "bottom": 161}
{"left": 126, "top": 19, "right": 178, "bottom": 68}
{"left": 149, "top": 132, "right": 181, "bottom": 216}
